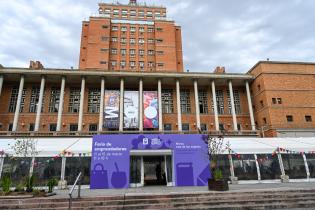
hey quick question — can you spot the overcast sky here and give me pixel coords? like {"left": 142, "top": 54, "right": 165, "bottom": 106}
{"left": 0, "top": 0, "right": 314, "bottom": 73}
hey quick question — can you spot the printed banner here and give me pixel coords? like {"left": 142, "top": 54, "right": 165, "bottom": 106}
{"left": 104, "top": 90, "right": 120, "bottom": 129}
{"left": 143, "top": 91, "right": 159, "bottom": 129}
{"left": 91, "top": 134, "right": 211, "bottom": 189}
{"left": 124, "top": 91, "right": 139, "bottom": 129}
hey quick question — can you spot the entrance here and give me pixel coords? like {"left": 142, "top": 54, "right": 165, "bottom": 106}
{"left": 129, "top": 154, "right": 173, "bottom": 187}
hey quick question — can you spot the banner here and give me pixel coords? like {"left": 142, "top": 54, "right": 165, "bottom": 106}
{"left": 124, "top": 91, "right": 139, "bottom": 129}
{"left": 104, "top": 90, "right": 120, "bottom": 129}
{"left": 91, "top": 134, "right": 211, "bottom": 189}
{"left": 143, "top": 91, "right": 159, "bottom": 129}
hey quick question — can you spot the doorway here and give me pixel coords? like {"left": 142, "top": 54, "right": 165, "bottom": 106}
{"left": 129, "top": 153, "right": 173, "bottom": 187}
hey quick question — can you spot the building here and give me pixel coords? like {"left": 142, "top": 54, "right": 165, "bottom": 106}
{"left": 79, "top": 0, "right": 183, "bottom": 72}
{"left": 249, "top": 61, "right": 315, "bottom": 137}
{"left": 0, "top": 1, "right": 315, "bottom": 188}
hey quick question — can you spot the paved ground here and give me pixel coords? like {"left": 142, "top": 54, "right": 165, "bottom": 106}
{"left": 52, "top": 182, "right": 315, "bottom": 199}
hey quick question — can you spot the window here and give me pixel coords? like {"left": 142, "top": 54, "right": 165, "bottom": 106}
{"left": 49, "top": 124, "right": 57, "bottom": 132}
{"left": 148, "top": 62, "right": 154, "bottom": 67}
{"left": 180, "top": 90, "right": 191, "bottom": 114}
{"left": 111, "top": 48, "right": 117, "bottom": 55}
{"left": 130, "top": 38, "right": 136, "bottom": 44}
{"left": 100, "top": 48, "right": 108, "bottom": 52}
{"left": 120, "top": 61, "right": 126, "bottom": 67}
{"left": 139, "top": 27, "right": 145, "bottom": 32}
{"left": 157, "top": 63, "right": 164, "bottom": 67}
{"left": 277, "top": 98, "right": 282, "bottom": 104}
{"left": 164, "top": 124, "right": 172, "bottom": 131}
{"left": 88, "top": 88, "right": 100, "bottom": 113}
{"left": 139, "top": 49, "right": 145, "bottom": 56}
{"left": 138, "top": 38, "right": 145, "bottom": 44}
{"left": 272, "top": 98, "right": 282, "bottom": 105}
{"left": 70, "top": 124, "right": 78, "bottom": 132}
{"left": 130, "top": 27, "right": 136, "bottom": 32}
{"left": 260, "top": 100, "right": 264, "bottom": 107}
{"left": 215, "top": 90, "right": 224, "bottom": 115}
{"left": 227, "top": 90, "right": 241, "bottom": 114}
{"left": 8, "top": 87, "right": 26, "bottom": 113}
{"left": 148, "top": 39, "right": 154, "bottom": 44}
{"left": 257, "top": 84, "right": 261, "bottom": 91}
{"left": 263, "top": 118, "right": 267, "bottom": 124}
{"left": 156, "top": 27, "right": 163, "bottom": 32}
{"left": 272, "top": 98, "right": 277, "bottom": 104}
{"left": 49, "top": 87, "right": 60, "bottom": 113}
{"left": 121, "top": 9, "right": 128, "bottom": 14}
{"left": 111, "top": 26, "right": 118, "bottom": 31}
{"left": 130, "top": 49, "right": 136, "bottom": 56}
{"left": 200, "top": 124, "right": 207, "bottom": 131}
{"left": 89, "top": 124, "right": 98, "bottom": 132}
{"left": 121, "top": 26, "right": 127, "bottom": 32}
{"left": 120, "top": 38, "right": 127, "bottom": 44}
{"left": 100, "top": 61, "right": 107, "bottom": 65}
{"left": 130, "top": 61, "right": 136, "bottom": 67}
{"left": 130, "top": 10, "right": 136, "bottom": 16}
{"left": 121, "top": 49, "right": 126, "bottom": 56}
{"left": 156, "top": 51, "right": 164, "bottom": 55}
{"left": 8, "top": 123, "right": 13, "bottom": 131}
{"left": 305, "top": 115, "right": 312, "bottom": 122}
{"left": 29, "top": 123, "right": 34, "bottom": 132}
{"left": 139, "top": 61, "right": 145, "bottom": 68}
{"left": 162, "top": 89, "right": 173, "bottom": 113}
{"left": 68, "top": 88, "right": 80, "bottom": 113}
{"left": 113, "top": 9, "right": 119, "bottom": 15}
{"left": 148, "top": 28, "right": 154, "bottom": 32}
{"left": 111, "top": 37, "right": 118, "bottom": 42}
{"left": 182, "top": 124, "right": 189, "bottom": 131}
{"left": 219, "top": 124, "right": 225, "bottom": 131}
{"left": 198, "top": 90, "right": 208, "bottom": 114}
{"left": 156, "top": 39, "right": 163, "bottom": 43}
{"left": 138, "top": 10, "right": 144, "bottom": 17}
{"left": 29, "top": 87, "right": 44, "bottom": 113}
{"left": 111, "top": 60, "right": 117, "bottom": 67}
{"left": 101, "top": 36, "right": 108, "bottom": 41}
{"left": 148, "top": 50, "right": 154, "bottom": 55}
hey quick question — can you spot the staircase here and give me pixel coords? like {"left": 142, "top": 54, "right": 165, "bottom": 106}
{"left": 1, "top": 189, "right": 315, "bottom": 210}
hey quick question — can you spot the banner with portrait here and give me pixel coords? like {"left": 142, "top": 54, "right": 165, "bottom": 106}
{"left": 124, "top": 91, "right": 139, "bottom": 129}
{"left": 143, "top": 91, "right": 159, "bottom": 129}
{"left": 104, "top": 90, "right": 120, "bottom": 129}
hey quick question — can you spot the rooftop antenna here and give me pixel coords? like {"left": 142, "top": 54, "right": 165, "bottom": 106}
{"left": 129, "top": 0, "right": 137, "bottom": 5}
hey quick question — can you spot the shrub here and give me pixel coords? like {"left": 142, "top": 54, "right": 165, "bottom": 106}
{"left": 47, "top": 178, "right": 57, "bottom": 193}
{"left": 214, "top": 168, "right": 223, "bottom": 181}
{"left": 14, "top": 182, "right": 24, "bottom": 192}
{"left": 1, "top": 176, "right": 11, "bottom": 194}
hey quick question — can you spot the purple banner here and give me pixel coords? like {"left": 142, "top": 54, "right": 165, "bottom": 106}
{"left": 91, "top": 134, "right": 210, "bottom": 189}
{"left": 104, "top": 91, "right": 119, "bottom": 129}
{"left": 143, "top": 91, "right": 158, "bottom": 129}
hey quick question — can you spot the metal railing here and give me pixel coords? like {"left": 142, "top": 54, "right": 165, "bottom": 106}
{"left": 68, "top": 172, "right": 82, "bottom": 210}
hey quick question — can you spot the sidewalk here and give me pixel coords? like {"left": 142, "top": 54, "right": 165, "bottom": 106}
{"left": 52, "top": 182, "right": 315, "bottom": 199}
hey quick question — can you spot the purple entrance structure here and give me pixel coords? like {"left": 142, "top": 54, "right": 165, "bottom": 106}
{"left": 90, "top": 134, "right": 211, "bottom": 189}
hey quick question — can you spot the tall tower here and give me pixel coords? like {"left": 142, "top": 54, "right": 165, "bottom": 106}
{"left": 79, "top": 1, "right": 183, "bottom": 72}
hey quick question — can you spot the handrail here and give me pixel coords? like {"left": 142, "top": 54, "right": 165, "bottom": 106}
{"left": 68, "top": 172, "right": 82, "bottom": 210}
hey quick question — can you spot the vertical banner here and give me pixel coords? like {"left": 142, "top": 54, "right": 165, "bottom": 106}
{"left": 143, "top": 91, "right": 159, "bottom": 129}
{"left": 104, "top": 90, "right": 120, "bottom": 129}
{"left": 124, "top": 91, "right": 139, "bottom": 129}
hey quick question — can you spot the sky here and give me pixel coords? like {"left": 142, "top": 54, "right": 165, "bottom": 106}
{"left": 0, "top": 0, "right": 315, "bottom": 73}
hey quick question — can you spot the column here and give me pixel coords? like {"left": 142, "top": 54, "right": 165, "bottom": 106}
{"left": 303, "top": 154, "right": 310, "bottom": 179}
{"left": 99, "top": 77, "right": 105, "bottom": 132}
{"left": 56, "top": 76, "right": 66, "bottom": 132}
{"left": 254, "top": 154, "right": 261, "bottom": 181}
{"left": 29, "top": 157, "right": 35, "bottom": 177}
{"left": 34, "top": 76, "right": 46, "bottom": 132}
{"left": 246, "top": 81, "right": 256, "bottom": 131}
{"left": 0, "top": 157, "right": 4, "bottom": 179}
{"left": 78, "top": 77, "right": 85, "bottom": 132}
{"left": 139, "top": 78, "right": 143, "bottom": 132}
{"left": 158, "top": 79, "right": 163, "bottom": 132}
{"left": 12, "top": 75, "right": 25, "bottom": 132}
{"left": 60, "top": 157, "right": 66, "bottom": 181}
{"left": 228, "top": 80, "right": 238, "bottom": 131}
{"left": 194, "top": 80, "right": 201, "bottom": 130}
{"left": 211, "top": 81, "right": 219, "bottom": 131}
{"left": 0, "top": 75, "right": 3, "bottom": 96}
{"left": 119, "top": 78, "right": 124, "bottom": 132}
{"left": 176, "top": 79, "right": 182, "bottom": 132}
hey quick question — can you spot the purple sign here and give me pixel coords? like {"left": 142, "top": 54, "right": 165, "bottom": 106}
{"left": 91, "top": 134, "right": 210, "bottom": 189}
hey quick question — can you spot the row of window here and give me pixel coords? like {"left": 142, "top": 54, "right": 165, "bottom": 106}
{"left": 110, "top": 26, "right": 162, "bottom": 32}
{"left": 110, "top": 48, "right": 157, "bottom": 55}
{"left": 99, "top": 8, "right": 166, "bottom": 18}
{"left": 261, "top": 115, "right": 313, "bottom": 125}
{"left": 106, "top": 61, "right": 159, "bottom": 68}
{"left": 8, "top": 87, "right": 242, "bottom": 115}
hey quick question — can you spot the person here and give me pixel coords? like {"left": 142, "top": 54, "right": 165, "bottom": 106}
{"left": 156, "top": 163, "right": 161, "bottom": 181}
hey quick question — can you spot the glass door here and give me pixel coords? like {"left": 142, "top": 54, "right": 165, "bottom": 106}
{"left": 130, "top": 156, "right": 142, "bottom": 187}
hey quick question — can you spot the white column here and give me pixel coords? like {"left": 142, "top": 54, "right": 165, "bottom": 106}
{"left": 0, "top": 157, "right": 4, "bottom": 179}
{"left": 303, "top": 154, "right": 310, "bottom": 179}
{"left": 29, "top": 157, "right": 35, "bottom": 177}
{"left": 246, "top": 81, "right": 256, "bottom": 131}
{"left": 34, "top": 76, "right": 45, "bottom": 132}
{"left": 0, "top": 75, "right": 3, "bottom": 96}
{"left": 176, "top": 79, "right": 182, "bottom": 132}
{"left": 99, "top": 77, "right": 105, "bottom": 132}
{"left": 78, "top": 77, "right": 86, "bottom": 132}
{"left": 119, "top": 78, "right": 124, "bottom": 132}
{"left": 12, "top": 75, "right": 25, "bottom": 132}
{"left": 139, "top": 78, "right": 143, "bottom": 132}
{"left": 211, "top": 81, "right": 219, "bottom": 131}
{"left": 61, "top": 157, "right": 66, "bottom": 181}
{"left": 158, "top": 79, "right": 163, "bottom": 132}
{"left": 228, "top": 154, "right": 235, "bottom": 178}
{"left": 254, "top": 154, "right": 261, "bottom": 181}
{"left": 278, "top": 153, "right": 285, "bottom": 176}
{"left": 56, "top": 76, "right": 66, "bottom": 132}
{"left": 194, "top": 80, "right": 201, "bottom": 130}
{"left": 228, "top": 80, "right": 238, "bottom": 131}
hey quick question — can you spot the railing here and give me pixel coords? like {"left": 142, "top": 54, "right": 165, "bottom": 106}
{"left": 0, "top": 130, "right": 259, "bottom": 137}
{"left": 68, "top": 172, "right": 82, "bottom": 210}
